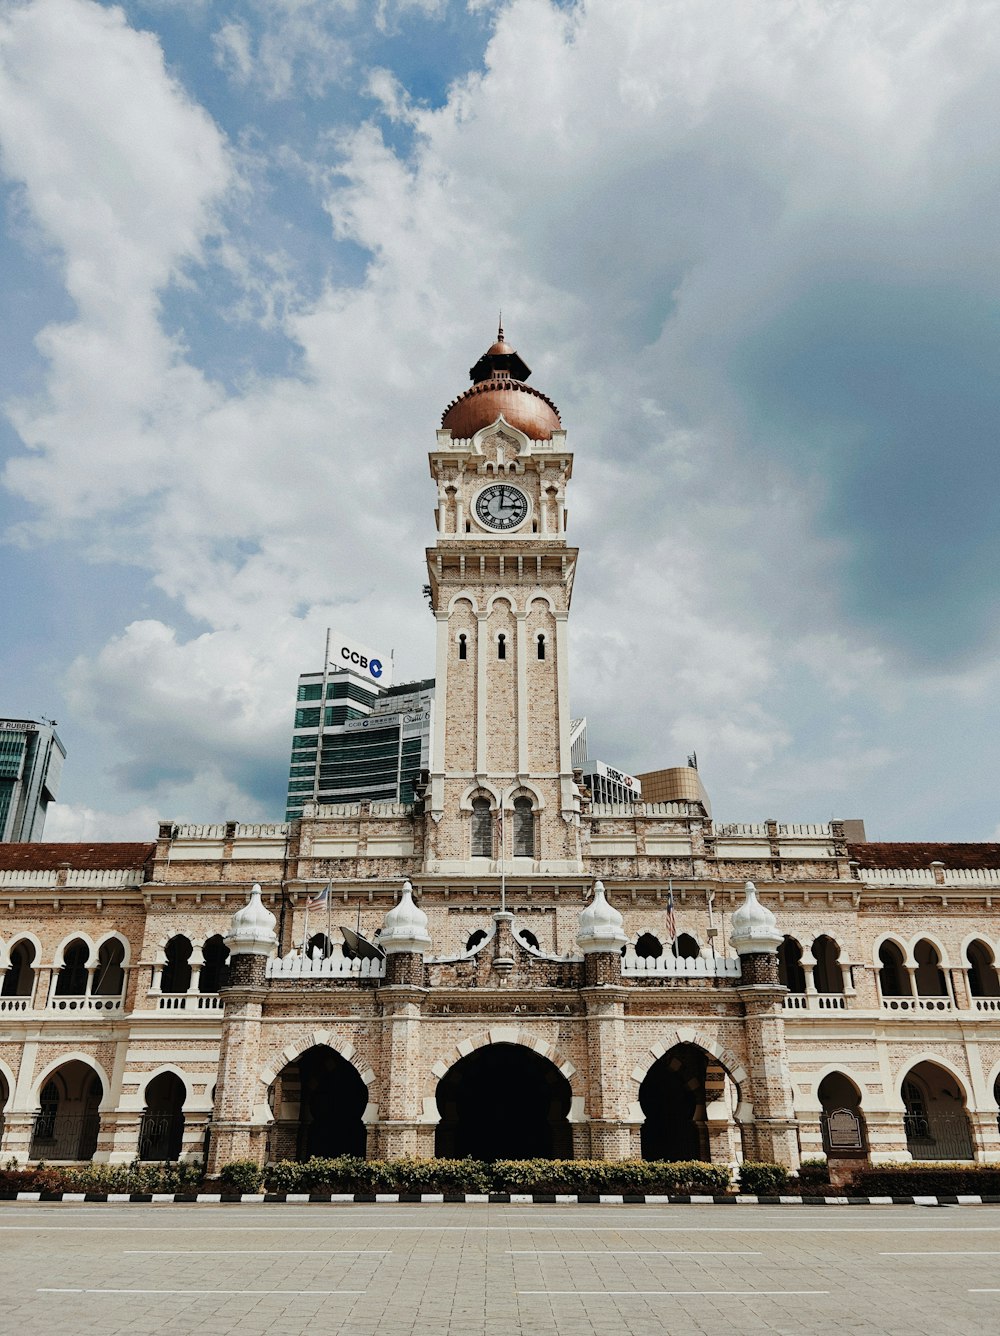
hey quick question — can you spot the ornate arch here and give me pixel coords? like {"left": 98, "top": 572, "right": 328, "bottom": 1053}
{"left": 447, "top": 591, "right": 479, "bottom": 616}
{"left": 909, "top": 931, "right": 951, "bottom": 968}
{"left": 32, "top": 1051, "right": 112, "bottom": 1110}
{"left": 52, "top": 932, "right": 94, "bottom": 969}
{"left": 871, "top": 931, "right": 909, "bottom": 967}
{"left": 803, "top": 1064, "right": 867, "bottom": 1112}
{"left": 895, "top": 1051, "right": 971, "bottom": 1107}
{"left": 94, "top": 930, "right": 132, "bottom": 967}
{"left": 0, "top": 930, "right": 43, "bottom": 969}
{"left": 628, "top": 1030, "right": 750, "bottom": 1123}
{"left": 0, "top": 1056, "right": 16, "bottom": 1106}
{"left": 258, "top": 1032, "right": 378, "bottom": 1128}
{"left": 138, "top": 1064, "right": 195, "bottom": 1106}
{"left": 486, "top": 592, "right": 518, "bottom": 615}
{"left": 459, "top": 780, "right": 501, "bottom": 810}
{"left": 428, "top": 1028, "right": 585, "bottom": 1125}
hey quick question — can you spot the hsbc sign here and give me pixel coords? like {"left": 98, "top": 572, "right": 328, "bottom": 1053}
{"left": 594, "top": 759, "right": 642, "bottom": 796}
{"left": 328, "top": 632, "right": 393, "bottom": 688}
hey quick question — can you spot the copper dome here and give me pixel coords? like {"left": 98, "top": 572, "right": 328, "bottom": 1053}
{"left": 441, "top": 325, "right": 561, "bottom": 441}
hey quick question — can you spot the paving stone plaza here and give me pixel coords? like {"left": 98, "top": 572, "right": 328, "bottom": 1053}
{"left": 1, "top": 1201, "right": 999, "bottom": 1336}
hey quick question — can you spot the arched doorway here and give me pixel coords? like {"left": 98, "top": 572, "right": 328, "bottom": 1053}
{"left": 29, "top": 1060, "right": 102, "bottom": 1160}
{"left": 139, "top": 1072, "right": 186, "bottom": 1161}
{"left": 435, "top": 1043, "right": 572, "bottom": 1160}
{"left": 902, "top": 1061, "right": 973, "bottom": 1160}
{"left": 639, "top": 1044, "right": 737, "bottom": 1162}
{"left": 818, "top": 1071, "right": 866, "bottom": 1155}
{"left": 268, "top": 1046, "right": 368, "bottom": 1162}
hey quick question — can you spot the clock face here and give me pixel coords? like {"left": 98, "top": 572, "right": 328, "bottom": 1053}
{"left": 474, "top": 483, "right": 530, "bottom": 531}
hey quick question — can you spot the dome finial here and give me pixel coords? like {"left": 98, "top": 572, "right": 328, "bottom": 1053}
{"left": 498, "top": 310, "right": 504, "bottom": 343}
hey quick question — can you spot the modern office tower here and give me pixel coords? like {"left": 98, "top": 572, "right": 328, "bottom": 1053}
{"left": 0, "top": 718, "right": 65, "bottom": 841}
{"left": 285, "top": 669, "right": 434, "bottom": 819}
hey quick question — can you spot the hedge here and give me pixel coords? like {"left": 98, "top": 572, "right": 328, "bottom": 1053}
{"left": 737, "top": 1162, "right": 789, "bottom": 1194}
{"left": 252, "top": 1157, "right": 729, "bottom": 1195}
{"left": 0, "top": 1161, "right": 203, "bottom": 1194}
{"left": 850, "top": 1164, "right": 1000, "bottom": 1196}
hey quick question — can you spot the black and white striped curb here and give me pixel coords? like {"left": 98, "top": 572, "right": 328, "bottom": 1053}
{"left": 1, "top": 1191, "right": 997, "bottom": 1205}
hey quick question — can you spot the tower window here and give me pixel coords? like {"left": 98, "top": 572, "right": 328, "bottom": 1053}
{"left": 537, "top": 634, "right": 545, "bottom": 660}
{"left": 512, "top": 796, "right": 535, "bottom": 858}
{"left": 458, "top": 633, "right": 467, "bottom": 661}
{"left": 471, "top": 797, "right": 492, "bottom": 858}
{"left": 497, "top": 634, "right": 506, "bottom": 661}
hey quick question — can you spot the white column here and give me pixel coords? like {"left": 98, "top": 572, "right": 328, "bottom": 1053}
{"left": 516, "top": 611, "right": 528, "bottom": 775}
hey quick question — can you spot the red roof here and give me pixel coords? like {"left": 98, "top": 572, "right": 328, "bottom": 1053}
{"left": 0, "top": 842, "right": 155, "bottom": 872}
{"left": 848, "top": 842, "right": 1000, "bottom": 870}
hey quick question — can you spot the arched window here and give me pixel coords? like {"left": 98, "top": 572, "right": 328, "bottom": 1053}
{"left": 2, "top": 940, "right": 36, "bottom": 998}
{"left": 199, "top": 935, "right": 230, "bottom": 993}
{"left": 676, "top": 933, "right": 700, "bottom": 960}
{"left": 878, "top": 941, "right": 910, "bottom": 997}
{"left": 471, "top": 797, "right": 493, "bottom": 858}
{"left": 497, "top": 633, "right": 506, "bottom": 661}
{"left": 512, "top": 796, "right": 535, "bottom": 858}
{"left": 92, "top": 939, "right": 125, "bottom": 996}
{"left": 458, "top": 633, "right": 467, "bottom": 661}
{"left": 914, "top": 939, "right": 947, "bottom": 997}
{"left": 635, "top": 932, "right": 663, "bottom": 960}
{"left": 777, "top": 937, "right": 806, "bottom": 993}
{"left": 55, "top": 940, "right": 89, "bottom": 997}
{"left": 537, "top": 634, "right": 546, "bottom": 660}
{"left": 966, "top": 941, "right": 1000, "bottom": 998}
{"left": 161, "top": 936, "right": 193, "bottom": 993}
{"left": 812, "top": 935, "right": 844, "bottom": 994}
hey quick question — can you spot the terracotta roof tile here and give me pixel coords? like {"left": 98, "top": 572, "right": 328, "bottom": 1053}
{"left": 848, "top": 842, "right": 1000, "bottom": 870}
{"left": 0, "top": 842, "right": 155, "bottom": 873}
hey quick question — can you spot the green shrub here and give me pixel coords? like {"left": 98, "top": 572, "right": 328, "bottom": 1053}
{"left": 490, "top": 1159, "right": 730, "bottom": 1195}
{"left": 851, "top": 1164, "right": 1000, "bottom": 1196}
{"left": 0, "top": 1159, "right": 206, "bottom": 1195}
{"left": 738, "top": 1162, "right": 790, "bottom": 1194}
{"left": 796, "top": 1157, "right": 830, "bottom": 1186}
{"left": 219, "top": 1159, "right": 263, "bottom": 1193}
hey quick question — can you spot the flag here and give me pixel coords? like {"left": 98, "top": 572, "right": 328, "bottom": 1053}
{"left": 665, "top": 882, "right": 677, "bottom": 942}
{"left": 306, "top": 883, "right": 330, "bottom": 909}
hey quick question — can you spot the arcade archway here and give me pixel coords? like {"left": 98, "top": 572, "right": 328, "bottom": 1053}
{"left": 29, "top": 1059, "right": 102, "bottom": 1161}
{"left": 434, "top": 1043, "right": 572, "bottom": 1160}
{"left": 268, "top": 1045, "right": 368, "bottom": 1162}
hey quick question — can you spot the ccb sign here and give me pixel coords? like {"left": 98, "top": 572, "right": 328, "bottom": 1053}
{"left": 328, "top": 631, "right": 393, "bottom": 688}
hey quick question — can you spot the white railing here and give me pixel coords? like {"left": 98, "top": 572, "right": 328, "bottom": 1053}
{"left": 783, "top": 993, "right": 847, "bottom": 1011}
{"left": 643, "top": 802, "right": 696, "bottom": 816}
{"left": 67, "top": 868, "right": 148, "bottom": 887}
{"left": 622, "top": 954, "right": 741, "bottom": 978}
{"left": 0, "top": 996, "right": 31, "bottom": 1012}
{"left": 713, "top": 823, "right": 769, "bottom": 837}
{"left": 777, "top": 823, "right": 833, "bottom": 836}
{"left": 859, "top": 867, "right": 1000, "bottom": 887}
{"left": 312, "top": 802, "right": 414, "bottom": 818}
{"left": 47, "top": 995, "right": 123, "bottom": 1013}
{"left": 974, "top": 998, "right": 1000, "bottom": 1012}
{"left": 267, "top": 953, "right": 385, "bottom": 980}
{"left": 155, "top": 994, "right": 224, "bottom": 1011}
{"left": 172, "top": 824, "right": 227, "bottom": 838}
{"left": 881, "top": 996, "right": 952, "bottom": 1013}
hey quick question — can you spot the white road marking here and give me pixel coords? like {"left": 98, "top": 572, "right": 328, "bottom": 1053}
{"left": 4, "top": 1224, "right": 1000, "bottom": 1233}
{"left": 882, "top": 1251, "right": 1000, "bottom": 1256}
{"left": 37, "top": 1287, "right": 367, "bottom": 1296}
{"left": 518, "top": 1289, "right": 830, "bottom": 1297}
{"left": 123, "top": 1248, "right": 389, "bottom": 1255}
{"left": 508, "top": 1249, "right": 761, "bottom": 1256}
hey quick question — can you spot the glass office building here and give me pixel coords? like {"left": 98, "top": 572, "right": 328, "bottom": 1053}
{"left": 285, "top": 670, "right": 435, "bottom": 819}
{"left": 0, "top": 719, "right": 65, "bottom": 841}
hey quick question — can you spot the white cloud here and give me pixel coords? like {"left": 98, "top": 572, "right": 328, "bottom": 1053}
{"left": 4, "top": 0, "right": 1000, "bottom": 835}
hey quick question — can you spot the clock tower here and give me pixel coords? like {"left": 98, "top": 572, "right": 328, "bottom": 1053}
{"left": 423, "top": 327, "right": 583, "bottom": 876}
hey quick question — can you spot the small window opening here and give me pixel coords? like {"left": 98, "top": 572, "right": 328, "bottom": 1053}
{"left": 537, "top": 634, "right": 545, "bottom": 660}
{"left": 497, "top": 634, "right": 506, "bottom": 661}
{"left": 458, "top": 633, "right": 467, "bottom": 661}
{"left": 466, "top": 929, "right": 487, "bottom": 952}
{"left": 518, "top": 928, "right": 540, "bottom": 951}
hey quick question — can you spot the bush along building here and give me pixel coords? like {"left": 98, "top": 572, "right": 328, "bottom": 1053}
{"left": 2, "top": 328, "right": 1000, "bottom": 1176}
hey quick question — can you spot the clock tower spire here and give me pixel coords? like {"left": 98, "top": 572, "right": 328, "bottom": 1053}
{"left": 423, "top": 329, "right": 582, "bottom": 876}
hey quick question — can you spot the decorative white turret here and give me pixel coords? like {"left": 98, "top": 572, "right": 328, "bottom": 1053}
{"left": 576, "top": 880, "right": 628, "bottom": 955}
{"left": 224, "top": 883, "right": 278, "bottom": 957}
{"left": 379, "top": 879, "right": 431, "bottom": 955}
{"left": 729, "top": 880, "right": 782, "bottom": 955}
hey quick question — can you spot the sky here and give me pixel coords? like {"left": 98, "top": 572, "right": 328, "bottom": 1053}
{"left": 1, "top": 0, "right": 1000, "bottom": 843}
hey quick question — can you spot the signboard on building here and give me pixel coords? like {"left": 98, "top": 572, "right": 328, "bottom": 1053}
{"left": 593, "top": 760, "right": 642, "bottom": 798}
{"left": 0, "top": 720, "right": 37, "bottom": 733}
{"left": 327, "top": 632, "right": 393, "bottom": 689}
{"left": 344, "top": 710, "right": 430, "bottom": 733}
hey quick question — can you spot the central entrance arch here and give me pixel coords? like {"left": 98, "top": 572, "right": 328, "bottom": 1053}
{"left": 269, "top": 1045, "right": 368, "bottom": 1161}
{"left": 434, "top": 1043, "right": 572, "bottom": 1160}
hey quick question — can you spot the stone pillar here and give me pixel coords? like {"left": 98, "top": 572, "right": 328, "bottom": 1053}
{"left": 577, "top": 881, "right": 636, "bottom": 1160}
{"left": 373, "top": 880, "right": 434, "bottom": 1159}
{"left": 206, "top": 884, "right": 277, "bottom": 1174}
{"left": 731, "top": 881, "right": 800, "bottom": 1170}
